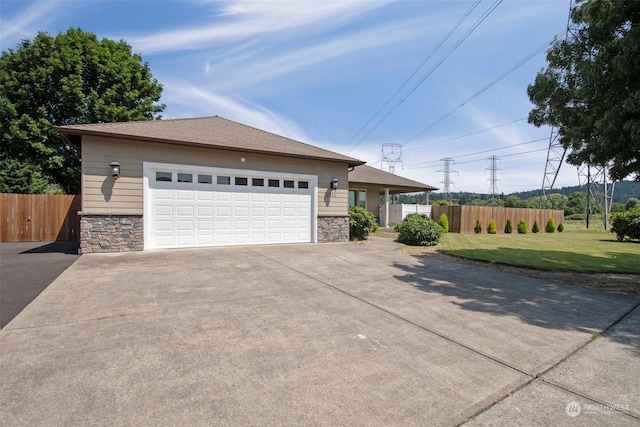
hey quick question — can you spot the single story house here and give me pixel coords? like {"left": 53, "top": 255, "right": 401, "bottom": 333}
{"left": 56, "top": 116, "right": 364, "bottom": 253}
{"left": 348, "top": 165, "right": 438, "bottom": 227}
{"left": 55, "top": 116, "right": 436, "bottom": 253}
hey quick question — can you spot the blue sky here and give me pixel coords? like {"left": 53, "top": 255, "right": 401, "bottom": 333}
{"left": 1, "top": 0, "right": 580, "bottom": 193}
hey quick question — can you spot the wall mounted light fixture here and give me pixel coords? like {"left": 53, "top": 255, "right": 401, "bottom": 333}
{"left": 110, "top": 160, "right": 121, "bottom": 180}
{"left": 331, "top": 177, "right": 339, "bottom": 190}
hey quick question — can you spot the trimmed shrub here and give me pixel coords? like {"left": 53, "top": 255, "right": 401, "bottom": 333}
{"left": 557, "top": 223, "right": 564, "bottom": 232}
{"left": 438, "top": 213, "right": 449, "bottom": 233}
{"left": 545, "top": 217, "right": 556, "bottom": 233}
{"left": 487, "top": 219, "right": 497, "bottom": 234}
{"left": 517, "top": 219, "right": 528, "bottom": 234}
{"left": 398, "top": 213, "right": 444, "bottom": 246}
{"left": 474, "top": 219, "right": 482, "bottom": 234}
{"left": 565, "top": 213, "right": 586, "bottom": 221}
{"left": 504, "top": 219, "right": 513, "bottom": 234}
{"left": 532, "top": 221, "right": 540, "bottom": 233}
{"left": 610, "top": 208, "right": 640, "bottom": 241}
{"left": 349, "top": 206, "right": 377, "bottom": 241}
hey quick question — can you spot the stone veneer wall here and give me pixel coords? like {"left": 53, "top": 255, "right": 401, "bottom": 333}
{"left": 317, "top": 215, "right": 350, "bottom": 243}
{"left": 80, "top": 214, "right": 144, "bottom": 253}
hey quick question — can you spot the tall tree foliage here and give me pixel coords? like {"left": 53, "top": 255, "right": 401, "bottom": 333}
{"left": 528, "top": 0, "right": 640, "bottom": 182}
{"left": 0, "top": 28, "right": 165, "bottom": 194}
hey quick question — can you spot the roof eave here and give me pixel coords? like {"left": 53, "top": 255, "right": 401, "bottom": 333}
{"left": 54, "top": 127, "right": 365, "bottom": 167}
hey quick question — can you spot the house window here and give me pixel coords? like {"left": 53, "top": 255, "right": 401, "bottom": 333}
{"left": 268, "top": 179, "right": 280, "bottom": 188}
{"left": 198, "top": 174, "right": 212, "bottom": 184}
{"left": 348, "top": 190, "right": 366, "bottom": 208}
{"left": 298, "top": 181, "right": 309, "bottom": 189}
{"left": 156, "top": 172, "right": 172, "bottom": 182}
{"left": 235, "top": 177, "right": 248, "bottom": 186}
{"left": 177, "top": 173, "right": 193, "bottom": 183}
{"left": 217, "top": 176, "right": 231, "bottom": 185}
{"left": 252, "top": 178, "right": 264, "bottom": 187}
{"left": 283, "top": 180, "right": 295, "bottom": 188}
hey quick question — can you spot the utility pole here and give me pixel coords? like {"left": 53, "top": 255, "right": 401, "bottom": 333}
{"left": 437, "top": 157, "right": 457, "bottom": 202}
{"left": 486, "top": 155, "right": 501, "bottom": 199}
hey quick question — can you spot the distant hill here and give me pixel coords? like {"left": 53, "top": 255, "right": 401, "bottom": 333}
{"left": 426, "top": 180, "right": 640, "bottom": 204}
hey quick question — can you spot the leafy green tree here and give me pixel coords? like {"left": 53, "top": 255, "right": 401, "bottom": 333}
{"left": 527, "top": 0, "right": 640, "bottom": 182}
{"left": 626, "top": 198, "right": 639, "bottom": 211}
{"left": 566, "top": 191, "right": 587, "bottom": 216}
{"left": 0, "top": 28, "right": 165, "bottom": 194}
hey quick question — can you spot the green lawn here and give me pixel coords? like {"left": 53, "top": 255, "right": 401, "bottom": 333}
{"left": 437, "top": 221, "right": 639, "bottom": 274}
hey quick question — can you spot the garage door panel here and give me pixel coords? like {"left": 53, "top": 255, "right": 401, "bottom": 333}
{"left": 147, "top": 166, "right": 314, "bottom": 249}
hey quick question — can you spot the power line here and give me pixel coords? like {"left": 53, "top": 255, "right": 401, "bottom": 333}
{"left": 341, "top": 0, "right": 482, "bottom": 152}
{"left": 404, "top": 32, "right": 564, "bottom": 146}
{"left": 344, "top": 0, "right": 503, "bottom": 153}
{"left": 402, "top": 146, "right": 548, "bottom": 170}
{"left": 403, "top": 117, "right": 527, "bottom": 153}
{"left": 402, "top": 136, "right": 547, "bottom": 168}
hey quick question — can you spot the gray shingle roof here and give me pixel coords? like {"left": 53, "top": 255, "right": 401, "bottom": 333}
{"left": 349, "top": 165, "right": 438, "bottom": 193}
{"left": 55, "top": 116, "right": 364, "bottom": 167}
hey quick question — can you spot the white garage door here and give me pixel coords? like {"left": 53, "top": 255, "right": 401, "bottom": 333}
{"left": 144, "top": 163, "right": 316, "bottom": 250}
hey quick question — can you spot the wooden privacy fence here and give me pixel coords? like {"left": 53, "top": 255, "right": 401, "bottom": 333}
{"left": 431, "top": 205, "right": 564, "bottom": 234}
{"left": 0, "top": 194, "right": 80, "bottom": 242}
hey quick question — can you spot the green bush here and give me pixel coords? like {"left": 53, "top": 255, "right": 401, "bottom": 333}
{"left": 487, "top": 219, "right": 497, "bottom": 234}
{"left": 532, "top": 221, "right": 540, "bottom": 233}
{"left": 557, "top": 223, "right": 564, "bottom": 232}
{"left": 504, "top": 219, "right": 513, "bottom": 234}
{"left": 349, "top": 206, "right": 378, "bottom": 241}
{"left": 610, "top": 208, "right": 640, "bottom": 241}
{"left": 474, "top": 219, "right": 482, "bottom": 234}
{"left": 545, "top": 217, "right": 556, "bottom": 233}
{"left": 438, "top": 213, "right": 449, "bottom": 233}
{"left": 517, "top": 218, "right": 528, "bottom": 234}
{"left": 392, "top": 222, "right": 403, "bottom": 232}
{"left": 398, "top": 213, "right": 444, "bottom": 246}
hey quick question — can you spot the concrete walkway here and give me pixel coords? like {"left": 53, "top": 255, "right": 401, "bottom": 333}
{"left": 1, "top": 238, "right": 638, "bottom": 426}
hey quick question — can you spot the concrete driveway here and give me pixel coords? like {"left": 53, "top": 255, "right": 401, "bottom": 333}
{"left": 1, "top": 238, "right": 638, "bottom": 426}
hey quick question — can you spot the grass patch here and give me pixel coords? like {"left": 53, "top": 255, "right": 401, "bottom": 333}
{"left": 438, "top": 221, "right": 639, "bottom": 274}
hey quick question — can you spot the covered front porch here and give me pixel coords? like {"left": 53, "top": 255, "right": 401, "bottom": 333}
{"left": 348, "top": 165, "right": 438, "bottom": 228}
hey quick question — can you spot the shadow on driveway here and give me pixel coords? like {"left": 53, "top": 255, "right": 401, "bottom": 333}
{"left": 0, "top": 241, "right": 79, "bottom": 328}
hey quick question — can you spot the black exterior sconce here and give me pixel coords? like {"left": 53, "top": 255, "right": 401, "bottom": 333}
{"left": 331, "top": 177, "right": 339, "bottom": 190}
{"left": 110, "top": 160, "right": 121, "bottom": 180}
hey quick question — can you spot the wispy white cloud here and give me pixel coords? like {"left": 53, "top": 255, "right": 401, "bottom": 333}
{"left": 127, "top": 0, "right": 393, "bottom": 54}
{"left": 207, "top": 16, "right": 438, "bottom": 93}
{"left": 0, "top": 0, "right": 58, "bottom": 48}
{"left": 161, "top": 79, "right": 311, "bottom": 142}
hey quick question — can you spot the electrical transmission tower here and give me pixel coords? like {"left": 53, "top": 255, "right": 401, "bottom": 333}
{"left": 381, "top": 143, "right": 403, "bottom": 174}
{"left": 486, "top": 155, "right": 501, "bottom": 199}
{"left": 540, "top": 0, "right": 577, "bottom": 205}
{"left": 436, "top": 157, "right": 458, "bottom": 202}
{"left": 577, "top": 163, "right": 616, "bottom": 229}
{"left": 437, "top": 157, "right": 458, "bottom": 202}
{"left": 538, "top": 0, "right": 616, "bottom": 228}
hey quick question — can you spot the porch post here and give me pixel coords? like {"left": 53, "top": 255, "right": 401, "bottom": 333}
{"left": 384, "top": 188, "right": 390, "bottom": 228}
